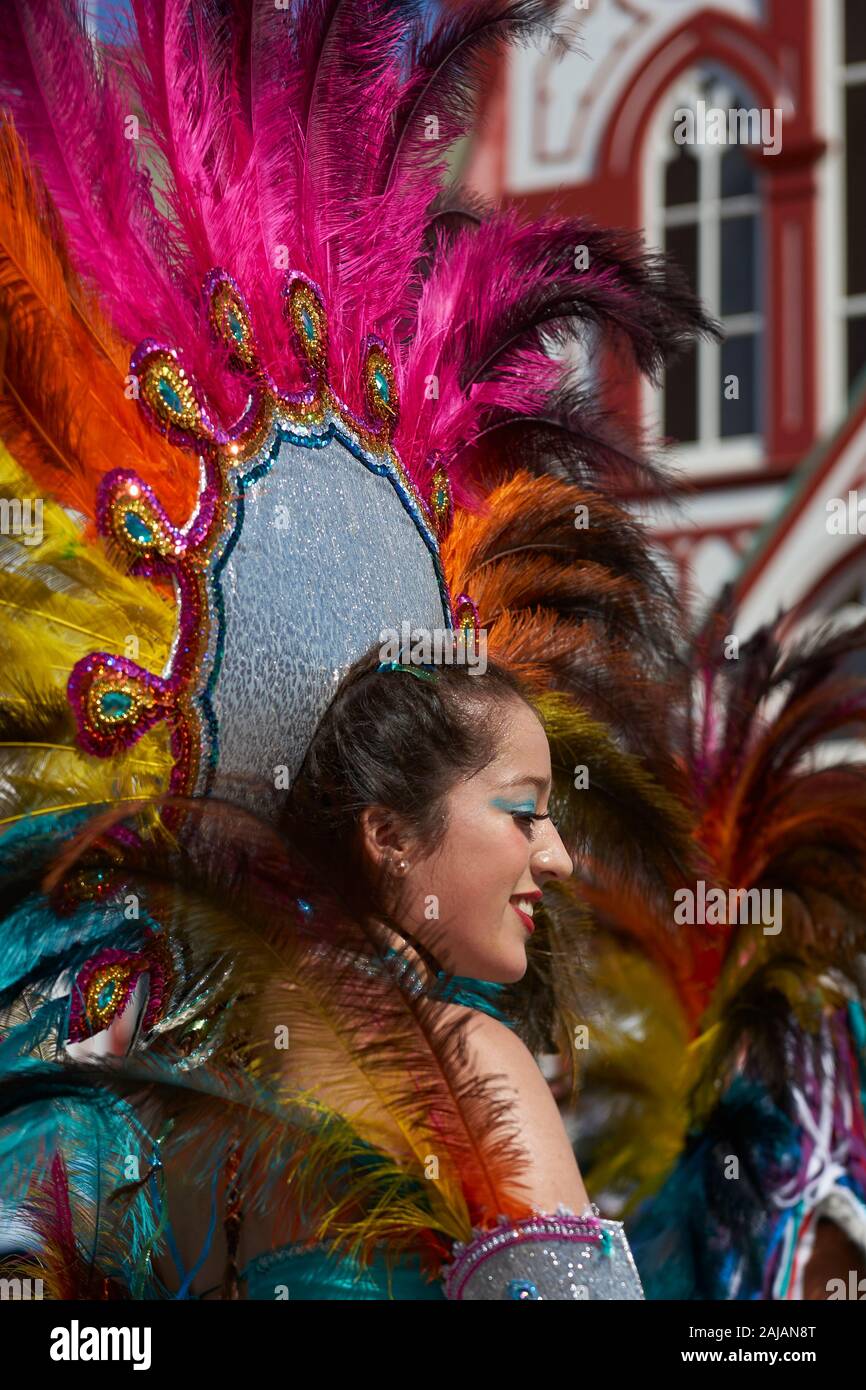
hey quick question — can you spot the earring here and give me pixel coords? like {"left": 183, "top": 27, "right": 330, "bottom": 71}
{"left": 396, "top": 858, "right": 409, "bottom": 874}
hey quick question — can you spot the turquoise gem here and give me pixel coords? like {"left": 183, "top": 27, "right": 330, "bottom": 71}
{"left": 301, "top": 307, "right": 316, "bottom": 342}
{"left": 157, "top": 376, "right": 183, "bottom": 413}
{"left": 373, "top": 367, "right": 390, "bottom": 402}
{"left": 100, "top": 690, "right": 133, "bottom": 719}
{"left": 96, "top": 979, "right": 116, "bottom": 1011}
{"left": 505, "top": 1279, "right": 539, "bottom": 1299}
{"left": 228, "top": 308, "right": 245, "bottom": 343}
{"left": 124, "top": 511, "right": 153, "bottom": 544}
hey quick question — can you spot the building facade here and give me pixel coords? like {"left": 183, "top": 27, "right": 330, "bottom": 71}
{"left": 463, "top": 0, "right": 866, "bottom": 642}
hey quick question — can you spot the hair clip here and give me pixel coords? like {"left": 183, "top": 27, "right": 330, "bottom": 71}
{"left": 376, "top": 660, "right": 438, "bottom": 683}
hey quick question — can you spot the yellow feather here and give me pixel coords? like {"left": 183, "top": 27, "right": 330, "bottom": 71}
{"left": 0, "top": 442, "right": 175, "bottom": 816}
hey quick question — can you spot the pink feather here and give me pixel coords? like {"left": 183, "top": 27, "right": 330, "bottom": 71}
{"left": 0, "top": 1, "right": 715, "bottom": 501}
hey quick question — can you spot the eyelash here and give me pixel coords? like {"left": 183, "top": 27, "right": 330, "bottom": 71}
{"left": 512, "top": 811, "right": 550, "bottom": 833}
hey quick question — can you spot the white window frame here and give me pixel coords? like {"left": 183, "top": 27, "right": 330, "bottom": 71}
{"left": 642, "top": 68, "right": 766, "bottom": 477}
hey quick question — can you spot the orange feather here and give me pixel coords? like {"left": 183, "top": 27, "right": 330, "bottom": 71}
{"left": 0, "top": 115, "right": 197, "bottom": 529}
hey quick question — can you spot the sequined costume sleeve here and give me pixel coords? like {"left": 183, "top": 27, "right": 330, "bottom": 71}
{"left": 441, "top": 1208, "right": 645, "bottom": 1301}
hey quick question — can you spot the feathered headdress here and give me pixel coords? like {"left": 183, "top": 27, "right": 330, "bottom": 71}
{"left": 0, "top": 0, "right": 716, "bottom": 1297}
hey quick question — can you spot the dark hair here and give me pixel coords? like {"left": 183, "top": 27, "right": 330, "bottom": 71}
{"left": 280, "top": 642, "right": 533, "bottom": 919}
{"left": 279, "top": 641, "right": 583, "bottom": 1070}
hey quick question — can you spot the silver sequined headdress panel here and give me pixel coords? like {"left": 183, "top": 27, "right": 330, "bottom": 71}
{"left": 207, "top": 430, "right": 449, "bottom": 814}
{"left": 67, "top": 271, "right": 455, "bottom": 821}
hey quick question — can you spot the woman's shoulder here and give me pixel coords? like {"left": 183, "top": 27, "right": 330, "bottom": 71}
{"left": 436, "top": 1002, "right": 590, "bottom": 1214}
{"left": 444, "top": 1003, "right": 556, "bottom": 1108}
{"left": 435, "top": 997, "right": 535, "bottom": 1060}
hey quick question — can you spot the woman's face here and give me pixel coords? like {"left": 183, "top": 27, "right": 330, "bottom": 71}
{"left": 396, "top": 697, "right": 573, "bottom": 983}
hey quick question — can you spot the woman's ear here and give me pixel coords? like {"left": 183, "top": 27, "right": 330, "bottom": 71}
{"left": 358, "top": 805, "right": 412, "bottom": 874}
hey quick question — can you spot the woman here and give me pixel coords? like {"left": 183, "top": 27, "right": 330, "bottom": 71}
{"left": 146, "top": 646, "right": 647, "bottom": 1300}
{"left": 0, "top": 0, "right": 706, "bottom": 1305}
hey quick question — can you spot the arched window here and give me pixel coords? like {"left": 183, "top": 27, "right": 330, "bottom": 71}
{"left": 646, "top": 69, "right": 766, "bottom": 468}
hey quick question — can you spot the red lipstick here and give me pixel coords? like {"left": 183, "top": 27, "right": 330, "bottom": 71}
{"left": 510, "top": 892, "right": 541, "bottom": 934}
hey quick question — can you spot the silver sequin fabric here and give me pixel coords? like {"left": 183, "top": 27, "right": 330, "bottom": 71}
{"left": 206, "top": 429, "right": 448, "bottom": 814}
{"left": 442, "top": 1211, "right": 645, "bottom": 1300}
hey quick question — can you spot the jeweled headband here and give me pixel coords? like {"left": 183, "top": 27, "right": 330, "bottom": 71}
{"left": 376, "top": 660, "right": 439, "bottom": 683}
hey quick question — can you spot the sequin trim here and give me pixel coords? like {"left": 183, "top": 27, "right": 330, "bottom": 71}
{"left": 67, "top": 927, "right": 172, "bottom": 1043}
{"left": 441, "top": 1209, "right": 645, "bottom": 1301}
